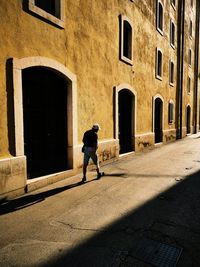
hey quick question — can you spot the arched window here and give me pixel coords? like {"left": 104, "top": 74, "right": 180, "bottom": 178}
{"left": 157, "top": 1, "right": 164, "bottom": 34}
{"left": 169, "top": 60, "right": 174, "bottom": 85}
{"left": 188, "top": 76, "right": 191, "bottom": 94}
{"left": 170, "top": 20, "right": 175, "bottom": 48}
{"left": 188, "top": 49, "right": 192, "bottom": 66}
{"left": 156, "top": 48, "right": 163, "bottom": 80}
{"left": 120, "top": 15, "right": 133, "bottom": 65}
{"left": 189, "top": 20, "right": 193, "bottom": 38}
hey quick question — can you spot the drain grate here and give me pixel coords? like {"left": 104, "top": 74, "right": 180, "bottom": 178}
{"left": 133, "top": 238, "right": 183, "bottom": 267}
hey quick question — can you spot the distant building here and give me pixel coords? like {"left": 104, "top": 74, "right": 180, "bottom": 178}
{"left": 0, "top": 0, "right": 199, "bottom": 198}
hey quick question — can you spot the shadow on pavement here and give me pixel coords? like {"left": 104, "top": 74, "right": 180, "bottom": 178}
{"left": 0, "top": 173, "right": 127, "bottom": 215}
{"left": 0, "top": 181, "right": 85, "bottom": 215}
{"left": 39, "top": 169, "right": 200, "bottom": 267}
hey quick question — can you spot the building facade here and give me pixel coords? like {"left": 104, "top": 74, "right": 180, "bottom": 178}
{"left": 0, "top": 0, "right": 199, "bottom": 198}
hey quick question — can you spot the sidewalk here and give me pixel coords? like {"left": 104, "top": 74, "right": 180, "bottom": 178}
{"left": 1, "top": 134, "right": 200, "bottom": 266}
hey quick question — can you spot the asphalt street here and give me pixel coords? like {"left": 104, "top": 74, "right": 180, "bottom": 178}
{"left": 1, "top": 134, "right": 200, "bottom": 266}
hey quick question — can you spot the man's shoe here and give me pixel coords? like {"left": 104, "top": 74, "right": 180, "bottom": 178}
{"left": 97, "top": 173, "right": 101, "bottom": 179}
{"left": 97, "top": 172, "right": 104, "bottom": 179}
{"left": 82, "top": 177, "right": 86, "bottom": 183}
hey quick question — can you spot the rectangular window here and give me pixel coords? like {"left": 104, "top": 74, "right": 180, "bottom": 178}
{"left": 28, "top": 0, "right": 64, "bottom": 28}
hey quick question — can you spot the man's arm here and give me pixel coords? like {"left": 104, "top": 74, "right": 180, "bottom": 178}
{"left": 82, "top": 132, "right": 87, "bottom": 144}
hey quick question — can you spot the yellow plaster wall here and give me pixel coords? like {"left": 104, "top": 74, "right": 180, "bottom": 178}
{"left": 0, "top": 0, "right": 198, "bottom": 158}
{"left": 0, "top": 0, "right": 67, "bottom": 156}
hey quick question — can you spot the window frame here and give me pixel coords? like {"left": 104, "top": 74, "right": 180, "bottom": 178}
{"left": 169, "top": 60, "right": 175, "bottom": 86}
{"left": 168, "top": 100, "right": 174, "bottom": 124}
{"left": 156, "top": 0, "right": 164, "bottom": 35}
{"left": 120, "top": 15, "right": 133, "bottom": 65}
{"left": 189, "top": 20, "right": 193, "bottom": 39}
{"left": 188, "top": 48, "right": 192, "bottom": 67}
{"left": 191, "top": 0, "right": 193, "bottom": 9}
{"left": 187, "top": 76, "right": 191, "bottom": 94}
{"left": 156, "top": 48, "right": 163, "bottom": 80}
{"left": 170, "top": 19, "right": 175, "bottom": 49}
{"left": 171, "top": 0, "right": 176, "bottom": 10}
{"left": 28, "top": 0, "right": 65, "bottom": 28}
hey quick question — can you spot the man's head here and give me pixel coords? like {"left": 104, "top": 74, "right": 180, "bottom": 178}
{"left": 92, "top": 123, "right": 101, "bottom": 132}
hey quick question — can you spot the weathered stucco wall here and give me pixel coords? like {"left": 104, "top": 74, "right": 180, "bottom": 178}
{"left": 0, "top": 0, "right": 67, "bottom": 157}
{"left": 0, "top": 156, "right": 26, "bottom": 198}
{"left": 0, "top": 0, "right": 197, "bottom": 155}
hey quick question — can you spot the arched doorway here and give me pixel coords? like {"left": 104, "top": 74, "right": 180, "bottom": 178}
{"left": 118, "top": 89, "right": 134, "bottom": 154}
{"left": 186, "top": 105, "right": 191, "bottom": 134}
{"left": 154, "top": 97, "right": 163, "bottom": 143}
{"left": 22, "top": 67, "right": 68, "bottom": 178}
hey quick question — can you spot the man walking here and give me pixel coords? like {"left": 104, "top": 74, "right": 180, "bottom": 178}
{"left": 82, "top": 123, "right": 102, "bottom": 182}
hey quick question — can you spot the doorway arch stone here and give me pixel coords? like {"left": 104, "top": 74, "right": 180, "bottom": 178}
{"left": 186, "top": 105, "right": 191, "bottom": 134}
{"left": 114, "top": 84, "right": 137, "bottom": 154}
{"left": 153, "top": 94, "right": 164, "bottom": 143}
{"left": 12, "top": 56, "right": 77, "bottom": 171}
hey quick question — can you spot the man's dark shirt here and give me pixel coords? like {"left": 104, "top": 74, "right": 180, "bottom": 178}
{"left": 83, "top": 129, "right": 98, "bottom": 147}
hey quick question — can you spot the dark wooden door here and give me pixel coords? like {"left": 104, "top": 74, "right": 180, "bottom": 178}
{"left": 186, "top": 106, "right": 191, "bottom": 134}
{"left": 118, "top": 89, "right": 133, "bottom": 154}
{"left": 154, "top": 98, "right": 163, "bottom": 143}
{"left": 22, "top": 67, "right": 68, "bottom": 178}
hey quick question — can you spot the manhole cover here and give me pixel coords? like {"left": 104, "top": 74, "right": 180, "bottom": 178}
{"left": 132, "top": 238, "right": 182, "bottom": 267}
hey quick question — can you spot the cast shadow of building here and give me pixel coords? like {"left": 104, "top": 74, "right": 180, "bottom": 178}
{"left": 40, "top": 170, "right": 200, "bottom": 267}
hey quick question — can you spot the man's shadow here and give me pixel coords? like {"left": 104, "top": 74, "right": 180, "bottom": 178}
{"left": 0, "top": 180, "right": 84, "bottom": 215}
{"left": 0, "top": 172, "right": 127, "bottom": 216}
